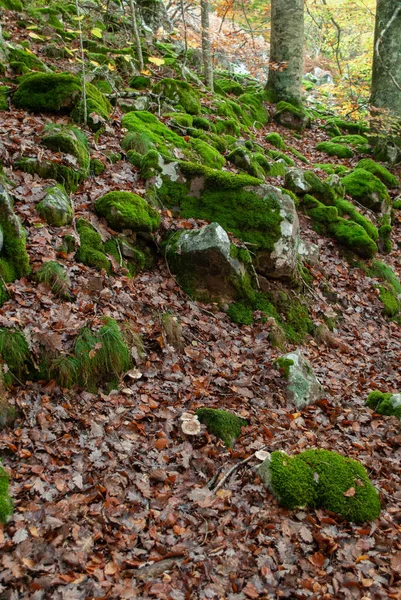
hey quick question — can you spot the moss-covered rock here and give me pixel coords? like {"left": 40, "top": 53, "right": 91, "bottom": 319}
{"left": 265, "top": 132, "right": 286, "bottom": 150}
{"left": 238, "top": 92, "right": 269, "bottom": 127}
{"left": 325, "top": 117, "right": 369, "bottom": 135}
{"left": 313, "top": 163, "right": 349, "bottom": 176}
{"left": 330, "top": 134, "right": 370, "bottom": 153}
{"left": 274, "top": 101, "right": 311, "bottom": 132}
{"left": 0, "top": 461, "right": 12, "bottom": 524}
{"left": 16, "top": 157, "right": 83, "bottom": 193}
{"left": 0, "top": 183, "right": 30, "bottom": 283}
{"left": 316, "top": 141, "right": 354, "bottom": 158}
{"left": 90, "top": 158, "right": 105, "bottom": 176}
{"left": 0, "top": 86, "right": 9, "bottom": 111}
{"left": 36, "top": 184, "right": 73, "bottom": 227}
{"left": 75, "top": 218, "right": 111, "bottom": 273}
{"left": 259, "top": 449, "right": 381, "bottom": 523}
{"left": 277, "top": 350, "right": 323, "bottom": 408}
{"left": 342, "top": 168, "right": 390, "bottom": 212}
{"left": 196, "top": 407, "right": 247, "bottom": 447}
{"left": 13, "top": 72, "right": 82, "bottom": 112}
{"left": 94, "top": 191, "right": 160, "bottom": 232}
{"left": 189, "top": 137, "right": 225, "bottom": 169}
{"left": 152, "top": 78, "right": 201, "bottom": 114}
{"left": 366, "top": 391, "right": 401, "bottom": 420}
{"left": 356, "top": 159, "right": 399, "bottom": 188}
{"left": 227, "top": 146, "right": 269, "bottom": 179}
{"left": 214, "top": 78, "right": 244, "bottom": 96}
{"left": 129, "top": 75, "right": 151, "bottom": 89}
{"left": 0, "top": 327, "right": 31, "bottom": 382}
{"left": 0, "top": 0, "right": 23, "bottom": 10}
{"left": 41, "top": 126, "right": 90, "bottom": 173}
{"left": 8, "top": 46, "right": 48, "bottom": 73}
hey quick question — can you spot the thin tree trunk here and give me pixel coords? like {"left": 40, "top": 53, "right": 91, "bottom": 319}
{"left": 201, "top": 0, "right": 213, "bottom": 91}
{"left": 75, "top": 0, "right": 87, "bottom": 126}
{"left": 265, "top": 0, "right": 304, "bottom": 105}
{"left": 370, "top": 0, "right": 401, "bottom": 114}
{"left": 130, "top": 0, "right": 144, "bottom": 71}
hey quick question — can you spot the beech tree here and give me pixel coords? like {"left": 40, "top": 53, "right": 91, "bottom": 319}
{"left": 265, "top": 0, "right": 304, "bottom": 105}
{"left": 201, "top": 0, "right": 214, "bottom": 90}
{"left": 370, "top": 0, "right": 401, "bottom": 115}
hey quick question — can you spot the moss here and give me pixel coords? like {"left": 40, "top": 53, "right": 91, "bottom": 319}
{"left": 378, "top": 286, "right": 399, "bottom": 318}
{"left": 214, "top": 116, "right": 241, "bottom": 137}
{"left": 16, "top": 157, "right": 83, "bottom": 193}
{"left": 342, "top": 169, "right": 390, "bottom": 211}
{"left": 0, "top": 328, "right": 30, "bottom": 381}
{"left": 366, "top": 391, "right": 401, "bottom": 419}
{"left": 36, "top": 261, "right": 71, "bottom": 299}
{"left": 288, "top": 146, "right": 309, "bottom": 164}
{"left": 94, "top": 191, "right": 160, "bottom": 232}
{"left": 238, "top": 92, "right": 268, "bottom": 127}
{"left": 334, "top": 198, "right": 378, "bottom": 241}
{"left": 166, "top": 112, "right": 193, "bottom": 130}
{"left": 325, "top": 117, "right": 369, "bottom": 135}
{"left": 0, "top": 0, "right": 23, "bottom": 9}
{"left": 90, "top": 158, "right": 105, "bottom": 176}
{"left": 214, "top": 78, "right": 244, "bottom": 96}
{"left": 152, "top": 78, "right": 201, "bottom": 115}
{"left": 0, "top": 86, "right": 9, "bottom": 111}
{"left": 0, "top": 186, "right": 30, "bottom": 279}
{"left": 393, "top": 199, "right": 401, "bottom": 210}
{"left": 276, "top": 357, "right": 294, "bottom": 378}
{"left": 8, "top": 48, "right": 47, "bottom": 72}
{"left": 227, "top": 302, "right": 254, "bottom": 325}
{"left": 230, "top": 244, "right": 251, "bottom": 264}
{"left": 12, "top": 72, "right": 82, "bottom": 113}
{"left": 378, "top": 222, "right": 392, "bottom": 254}
{"left": 192, "top": 116, "right": 215, "bottom": 132}
{"left": 75, "top": 218, "right": 111, "bottom": 273}
{"left": 109, "top": 152, "right": 122, "bottom": 164}
{"left": 104, "top": 238, "right": 147, "bottom": 276}
{"left": 196, "top": 407, "right": 247, "bottom": 447}
{"left": 313, "top": 163, "right": 348, "bottom": 175}
{"left": 121, "top": 130, "right": 156, "bottom": 155}
{"left": 122, "top": 110, "right": 189, "bottom": 159}
{"left": 274, "top": 101, "right": 311, "bottom": 131}
{"left": 129, "top": 75, "right": 151, "bottom": 89}
{"left": 316, "top": 141, "right": 354, "bottom": 158}
{"left": 0, "top": 461, "right": 12, "bottom": 524}
{"left": 72, "top": 82, "right": 112, "bottom": 130}
{"left": 265, "top": 132, "right": 286, "bottom": 150}
{"left": 190, "top": 138, "right": 225, "bottom": 169}
{"left": 74, "top": 317, "right": 131, "bottom": 391}
{"left": 369, "top": 260, "right": 401, "bottom": 294}
{"left": 260, "top": 449, "right": 381, "bottom": 523}
{"left": 93, "top": 79, "right": 113, "bottom": 95}
{"left": 356, "top": 159, "right": 398, "bottom": 188}
{"left": 41, "top": 126, "right": 90, "bottom": 173}
{"left": 49, "top": 354, "right": 79, "bottom": 388}
{"left": 139, "top": 149, "right": 161, "bottom": 179}
{"left": 330, "top": 134, "right": 370, "bottom": 153}
{"left": 267, "top": 149, "right": 294, "bottom": 166}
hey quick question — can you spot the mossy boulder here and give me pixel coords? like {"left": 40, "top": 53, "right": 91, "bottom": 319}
{"left": 75, "top": 218, "right": 111, "bottom": 273}
{"left": 0, "top": 183, "right": 30, "bottom": 286}
{"left": 366, "top": 391, "right": 401, "bottom": 420}
{"left": 356, "top": 159, "right": 399, "bottom": 188}
{"left": 8, "top": 46, "right": 48, "bottom": 73}
{"left": 41, "top": 126, "right": 90, "bottom": 173}
{"left": 259, "top": 449, "right": 381, "bottom": 523}
{"left": 15, "top": 157, "right": 84, "bottom": 193}
{"left": 214, "top": 78, "right": 244, "bottom": 96}
{"left": 316, "top": 141, "right": 354, "bottom": 159}
{"left": 325, "top": 117, "right": 369, "bottom": 136}
{"left": 0, "top": 461, "right": 12, "bottom": 524}
{"left": 265, "top": 132, "right": 286, "bottom": 150}
{"left": 0, "top": 86, "right": 9, "bottom": 111}
{"left": 196, "top": 407, "right": 247, "bottom": 447}
{"left": 277, "top": 350, "right": 323, "bottom": 408}
{"left": 227, "top": 146, "right": 270, "bottom": 179}
{"left": 342, "top": 168, "right": 390, "bottom": 212}
{"left": 36, "top": 184, "right": 73, "bottom": 227}
{"left": 274, "top": 102, "right": 311, "bottom": 132}
{"left": 166, "top": 222, "right": 249, "bottom": 301}
{"left": 152, "top": 78, "right": 201, "bottom": 115}
{"left": 330, "top": 134, "right": 370, "bottom": 154}
{"left": 94, "top": 191, "right": 160, "bottom": 232}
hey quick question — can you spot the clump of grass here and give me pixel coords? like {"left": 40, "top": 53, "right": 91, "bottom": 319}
{"left": 0, "top": 328, "right": 30, "bottom": 382}
{"left": 49, "top": 355, "right": 80, "bottom": 388}
{"left": 36, "top": 261, "right": 71, "bottom": 299}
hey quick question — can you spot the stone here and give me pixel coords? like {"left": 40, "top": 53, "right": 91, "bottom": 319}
{"left": 166, "top": 222, "right": 248, "bottom": 301}
{"left": 117, "top": 95, "right": 149, "bottom": 113}
{"left": 284, "top": 168, "right": 311, "bottom": 194}
{"left": 252, "top": 185, "right": 300, "bottom": 279}
{"left": 36, "top": 185, "right": 74, "bottom": 227}
{"left": 298, "top": 239, "right": 319, "bottom": 265}
{"left": 278, "top": 350, "right": 324, "bottom": 409}
{"left": 325, "top": 173, "right": 345, "bottom": 198}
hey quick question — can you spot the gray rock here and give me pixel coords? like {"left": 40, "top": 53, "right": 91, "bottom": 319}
{"left": 279, "top": 350, "right": 324, "bottom": 409}
{"left": 284, "top": 168, "right": 311, "bottom": 194}
{"left": 298, "top": 239, "right": 319, "bottom": 265}
{"left": 325, "top": 174, "right": 345, "bottom": 198}
{"left": 252, "top": 185, "right": 300, "bottom": 279}
{"left": 37, "top": 185, "right": 73, "bottom": 227}
{"left": 118, "top": 95, "right": 149, "bottom": 113}
{"left": 166, "top": 222, "right": 248, "bottom": 301}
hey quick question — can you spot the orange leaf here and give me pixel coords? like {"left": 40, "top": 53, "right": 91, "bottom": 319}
{"left": 344, "top": 487, "right": 356, "bottom": 497}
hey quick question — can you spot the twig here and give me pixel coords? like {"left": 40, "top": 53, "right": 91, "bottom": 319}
{"left": 212, "top": 446, "right": 267, "bottom": 493}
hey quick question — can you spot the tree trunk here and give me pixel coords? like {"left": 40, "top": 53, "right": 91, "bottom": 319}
{"left": 370, "top": 0, "right": 401, "bottom": 114}
{"left": 265, "top": 0, "right": 304, "bottom": 105}
{"left": 136, "top": 0, "right": 169, "bottom": 32}
{"left": 129, "top": 0, "right": 144, "bottom": 71}
{"left": 201, "top": 0, "right": 213, "bottom": 91}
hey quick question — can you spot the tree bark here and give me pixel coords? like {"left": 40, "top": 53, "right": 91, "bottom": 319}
{"left": 265, "top": 0, "right": 304, "bottom": 105}
{"left": 136, "top": 0, "right": 169, "bottom": 32}
{"left": 201, "top": 0, "right": 214, "bottom": 91}
{"left": 129, "top": 0, "right": 144, "bottom": 71}
{"left": 370, "top": 0, "right": 401, "bottom": 114}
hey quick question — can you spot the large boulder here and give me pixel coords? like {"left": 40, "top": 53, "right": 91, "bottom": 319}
{"left": 152, "top": 78, "right": 201, "bottom": 115}
{"left": 277, "top": 350, "right": 323, "bottom": 409}
{"left": 166, "top": 222, "right": 249, "bottom": 301}
{"left": 94, "top": 191, "right": 160, "bottom": 232}
{"left": 37, "top": 185, "right": 74, "bottom": 227}
{"left": 342, "top": 169, "right": 390, "bottom": 213}
{"left": 274, "top": 101, "right": 311, "bottom": 132}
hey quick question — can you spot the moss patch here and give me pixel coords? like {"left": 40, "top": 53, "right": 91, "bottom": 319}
{"left": 366, "top": 391, "right": 401, "bottom": 420}
{"left": 16, "top": 157, "right": 84, "bottom": 193}
{"left": 75, "top": 218, "right": 111, "bottom": 273}
{"left": 265, "top": 132, "right": 286, "bottom": 150}
{"left": 94, "top": 191, "right": 160, "bottom": 232}
{"left": 330, "top": 134, "right": 370, "bottom": 153}
{"left": 342, "top": 169, "right": 390, "bottom": 212}
{"left": 196, "top": 407, "right": 247, "bottom": 447}
{"left": 41, "top": 126, "right": 89, "bottom": 173}
{"left": 356, "top": 159, "right": 398, "bottom": 188}
{"left": 0, "top": 461, "right": 12, "bottom": 524}
{"left": 316, "top": 141, "right": 354, "bottom": 158}
{"left": 259, "top": 449, "right": 381, "bottom": 523}
{"left": 13, "top": 72, "right": 82, "bottom": 113}
{"left": 0, "top": 327, "right": 31, "bottom": 382}
{"left": 0, "top": 184, "right": 31, "bottom": 281}
{"left": 152, "top": 78, "right": 201, "bottom": 114}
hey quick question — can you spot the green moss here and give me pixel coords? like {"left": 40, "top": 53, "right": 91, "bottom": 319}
{"left": 166, "top": 112, "right": 193, "bottom": 129}
{"left": 122, "top": 110, "right": 189, "bottom": 159}
{"left": 8, "top": 48, "right": 47, "bottom": 72}
{"left": 288, "top": 146, "right": 309, "bottom": 164}
{"left": 94, "top": 191, "right": 160, "bottom": 232}
{"left": 196, "top": 407, "right": 247, "bottom": 447}
{"left": 36, "top": 261, "right": 71, "bottom": 299}
{"left": 0, "top": 328, "right": 30, "bottom": 381}
{"left": 75, "top": 218, "right": 111, "bottom": 273}
{"left": 316, "top": 141, "right": 354, "bottom": 158}
{"left": 238, "top": 92, "right": 268, "bottom": 127}
{"left": 265, "top": 132, "right": 286, "bottom": 150}
{"left": 0, "top": 461, "right": 12, "bottom": 524}
{"left": 366, "top": 391, "right": 401, "bottom": 419}
{"left": 227, "top": 302, "right": 254, "bottom": 325}
{"left": 90, "top": 158, "right": 105, "bottom": 176}
{"left": 325, "top": 117, "right": 369, "bottom": 135}
{"left": 393, "top": 199, "right": 401, "bottom": 210}
{"left": 356, "top": 159, "right": 398, "bottom": 188}
{"left": 152, "top": 78, "right": 201, "bottom": 115}
{"left": 104, "top": 238, "right": 147, "bottom": 275}
{"left": 378, "top": 222, "right": 392, "bottom": 254}
{"left": 275, "top": 357, "right": 294, "bottom": 378}
{"left": 334, "top": 198, "right": 378, "bottom": 241}
{"left": 342, "top": 169, "right": 390, "bottom": 211}
{"left": 260, "top": 449, "right": 381, "bottom": 522}
{"left": 267, "top": 149, "right": 294, "bottom": 166}
{"left": 12, "top": 72, "right": 82, "bottom": 113}
{"left": 331, "top": 134, "right": 370, "bottom": 153}
{"left": 0, "top": 86, "right": 9, "bottom": 111}
{"left": 129, "top": 75, "right": 151, "bottom": 89}
{"left": 71, "top": 82, "right": 112, "bottom": 130}
{"left": 139, "top": 149, "right": 160, "bottom": 179}
{"left": 49, "top": 355, "right": 79, "bottom": 388}
{"left": 41, "top": 126, "right": 89, "bottom": 173}
{"left": 121, "top": 130, "right": 156, "bottom": 155}
{"left": 274, "top": 102, "right": 311, "bottom": 131}
{"left": 16, "top": 157, "right": 83, "bottom": 193}
{"left": 230, "top": 244, "right": 251, "bottom": 264}
{"left": 74, "top": 317, "right": 131, "bottom": 391}
{"left": 369, "top": 260, "right": 401, "bottom": 294}
{"left": 313, "top": 163, "right": 348, "bottom": 176}
{"left": 378, "top": 286, "right": 399, "bottom": 318}
{"left": 190, "top": 137, "right": 225, "bottom": 169}
{"left": 214, "top": 78, "right": 244, "bottom": 96}
{"left": 192, "top": 116, "right": 215, "bottom": 131}
{"left": 0, "top": 0, "right": 23, "bottom": 9}
{"left": 0, "top": 187, "right": 30, "bottom": 279}
{"left": 214, "top": 116, "right": 241, "bottom": 137}
{"left": 93, "top": 80, "right": 113, "bottom": 95}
